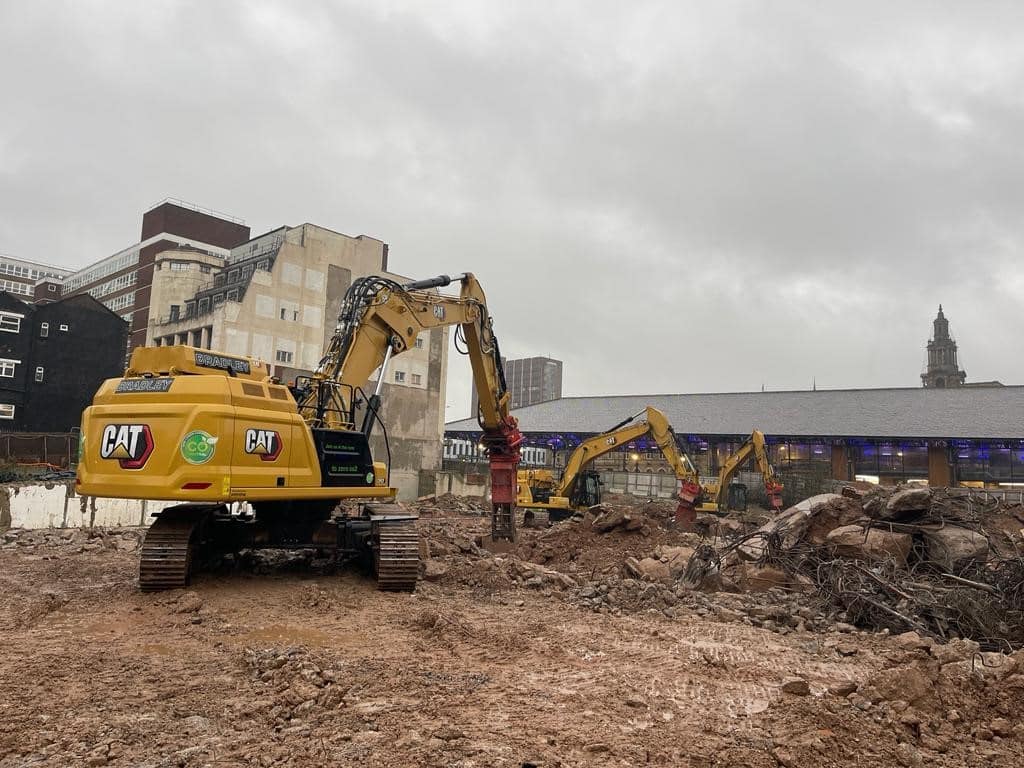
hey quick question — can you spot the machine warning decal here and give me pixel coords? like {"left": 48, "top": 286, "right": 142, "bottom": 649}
{"left": 100, "top": 424, "right": 155, "bottom": 469}
{"left": 116, "top": 378, "right": 173, "bottom": 393}
{"left": 194, "top": 351, "right": 251, "bottom": 375}
{"left": 180, "top": 430, "right": 218, "bottom": 465}
{"left": 244, "top": 429, "right": 282, "bottom": 461}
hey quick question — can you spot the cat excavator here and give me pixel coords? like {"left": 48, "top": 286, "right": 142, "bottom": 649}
{"left": 697, "top": 429, "right": 784, "bottom": 513}
{"left": 76, "top": 273, "right": 522, "bottom": 592}
{"left": 516, "top": 406, "right": 702, "bottom": 522}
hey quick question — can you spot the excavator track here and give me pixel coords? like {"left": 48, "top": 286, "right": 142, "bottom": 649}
{"left": 375, "top": 522, "right": 420, "bottom": 592}
{"left": 139, "top": 505, "right": 217, "bottom": 592}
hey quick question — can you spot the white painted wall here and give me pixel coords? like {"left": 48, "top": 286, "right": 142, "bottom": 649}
{"left": 1, "top": 482, "right": 177, "bottom": 530}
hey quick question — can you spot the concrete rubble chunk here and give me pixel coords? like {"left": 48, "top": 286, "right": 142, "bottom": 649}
{"left": 878, "top": 486, "right": 933, "bottom": 521}
{"left": 734, "top": 564, "right": 790, "bottom": 592}
{"left": 591, "top": 507, "right": 628, "bottom": 532}
{"left": 737, "top": 494, "right": 840, "bottom": 561}
{"left": 780, "top": 676, "right": 810, "bottom": 695}
{"left": 921, "top": 525, "right": 989, "bottom": 570}
{"left": 626, "top": 557, "right": 671, "bottom": 582}
{"left": 825, "top": 525, "right": 912, "bottom": 564}
{"left": 894, "top": 630, "right": 934, "bottom": 651}
{"left": 864, "top": 662, "right": 937, "bottom": 704}
{"left": 422, "top": 560, "right": 449, "bottom": 582}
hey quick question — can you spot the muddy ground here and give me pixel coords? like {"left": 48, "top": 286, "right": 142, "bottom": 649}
{"left": 2, "top": 508, "right": 1023, "bottom": 767}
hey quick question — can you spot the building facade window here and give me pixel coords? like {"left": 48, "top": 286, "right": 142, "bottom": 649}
{"left": 47, "top": 284, "right": 57, "bottom": 292}
{"left": 226, "top": 289, "right": 239, "bottom": 301}
{"left": 0, "top": 359, "right": 18, "bottom": 377}
{"left": 59, "top": 324, "right": 68, "bottom": 332}
{"left": 0, "top": 280, "right": 32, "bottom": 296}
{"left": 35, "top": 367, "right": 44, "bottom": 382}
{"left": 0, "top": 404, "right": 14, "bottom": 419}
{"left": 103, "top": 292, "right": 135, "bottom": 312}
{"left": 169, "top": 305, "right": 180, "bottom": 322}
{"left": 394, "top": 371, "right": 406, "bottom": 383}
{"left": 275, "top": 350, "right": 293, "bottom": 364}
{"left": 0, "top": 312, "right": 22, "bottom": 333}
{"left": 39, "top": 322, "right": 49, "bottom": 338}
{"left": 415, "top": 337, "right": 424, "bottom": 349}
{"left": 411, "top": 373, "right": 422, "bottom": 385}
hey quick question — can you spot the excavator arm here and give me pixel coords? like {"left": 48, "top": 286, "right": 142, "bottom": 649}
{"left": 296, "top": 272, "right": 523, "bottom": 539}
{"left": 554, "top": 410, "right": 649, "bottom": 497}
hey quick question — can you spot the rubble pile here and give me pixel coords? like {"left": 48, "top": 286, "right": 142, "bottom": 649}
{"left": 1, "top": 526, "right": 144, "bottom": 553}
{"left": 689, "top": 486, "right": 1024, "bottom": 649}
{"left": 410, "top": 492, "right": 487, "bottom": 517}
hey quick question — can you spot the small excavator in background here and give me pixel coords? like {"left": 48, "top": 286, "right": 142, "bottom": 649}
{"left": 697, "top": 429, "right": 784, "bottom": 513}
{"left": 515, "top": 406, "right": 703, "bottom": 522}
{"left": 76, "top": 273, "right": 521, "bottom": 591}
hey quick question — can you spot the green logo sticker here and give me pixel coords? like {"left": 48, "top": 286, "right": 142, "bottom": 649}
{"left": 180, "top": 430, "right": 218, "bottom": 465}
{"left": 365, "top": 472, "right": 375, "bottom": 484}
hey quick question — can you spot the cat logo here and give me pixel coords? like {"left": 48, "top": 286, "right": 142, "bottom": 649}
{"left": 100, "top": 424, "right": 154, "bottom": 470}
{"left": 244, "top": 429, "right": 283, "bottom": 461}
{"left": 432, "top": 305, "right": 445, "bottom": 320}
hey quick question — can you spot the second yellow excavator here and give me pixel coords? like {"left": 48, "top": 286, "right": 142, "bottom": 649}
{"left": 516, "top": 406, "right": 702, "bottom": 522}
{"left": 697, "top": 429, "right": 784, "bottom": 513}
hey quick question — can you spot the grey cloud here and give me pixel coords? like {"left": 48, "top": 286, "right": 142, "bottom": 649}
{"left": 1, "top": 1, "right": 1022, "bottom": 421}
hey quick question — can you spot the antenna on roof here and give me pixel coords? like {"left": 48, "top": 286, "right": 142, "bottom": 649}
{"left": 761, "top": 383, "right": 765, "bottom": 392}
{"left": 812, "top": 376, "right": 816, "bottom": 391}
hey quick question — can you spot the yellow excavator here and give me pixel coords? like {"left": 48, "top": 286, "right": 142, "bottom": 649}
{"left": 515, "top": 406, "right": 703, "bottom": 522}
{"left": 76, "top": 273, "right": 522, "bottom": 591}
{"left": 697, "top": 429, "right": 784, "bottom": 513}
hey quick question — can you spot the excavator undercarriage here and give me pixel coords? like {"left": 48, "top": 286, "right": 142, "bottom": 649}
{"left": 138, "top": 502, "right": 419, "bottom": 592}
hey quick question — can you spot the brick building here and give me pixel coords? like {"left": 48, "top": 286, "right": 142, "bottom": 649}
{"left": 60, "top": 200, "right": 250, "bottom": 356}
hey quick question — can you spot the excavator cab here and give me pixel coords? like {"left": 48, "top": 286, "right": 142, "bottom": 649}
{"left": 568, "top": 469, "right": 602, "bottom": 509}
{"left": 725, "top": 482, "right": 748, "bottom": 512}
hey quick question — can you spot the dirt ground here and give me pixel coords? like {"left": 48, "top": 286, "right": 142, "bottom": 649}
{"left": 2, "top": 513, "right": 1023, "bottom": 767}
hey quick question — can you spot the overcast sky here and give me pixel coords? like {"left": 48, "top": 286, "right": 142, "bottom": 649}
{"left": 2, "top": 1, "right": 1023, "bottom": 421}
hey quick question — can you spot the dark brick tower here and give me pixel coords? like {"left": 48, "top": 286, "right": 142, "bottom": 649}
{"left": 921, "top": 305, "right": 966, "bottom": 388}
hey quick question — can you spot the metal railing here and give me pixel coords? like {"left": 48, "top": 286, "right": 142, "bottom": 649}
{"left": 145, "top": 198, "right": 246, "bottom": 225}
{"left": 0, "top": 432, "right": 78, "bottom": 469}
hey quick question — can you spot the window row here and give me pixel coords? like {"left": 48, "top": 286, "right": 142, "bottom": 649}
{"left": 0, "top": 262, "right": 62, "bottom": 281}
{"left": 87, "top": 270, "right": 137, "bottom": 299}
{"left": 393, "top": 371, "right": 424, "bottom": 386}
{"left": 64, "top": 249, "right": 139, "bottom": 291}
{"left": 103, "top": 292, "right": 135, "bottom": 312}
{"left": 0, "top": 315, "right": 69, "bottom": 337}
{"left": 0, "top": 279, "right": 33, "bottom": 296}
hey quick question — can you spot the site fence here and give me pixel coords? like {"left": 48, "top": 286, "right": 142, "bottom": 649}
{"left": 0, "top": 433, "right": 78, "bottom": 469}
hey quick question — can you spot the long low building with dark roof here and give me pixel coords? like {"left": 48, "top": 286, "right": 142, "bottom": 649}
{"left": 445, "top": 386, "right": 1024, "bottom": 488}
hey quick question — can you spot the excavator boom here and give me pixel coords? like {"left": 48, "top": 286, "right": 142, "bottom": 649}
{"left": 295, "top": 272, "right": 522, "bottom": 539}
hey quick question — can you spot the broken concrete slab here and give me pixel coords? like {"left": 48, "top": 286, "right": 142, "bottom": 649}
{"left": 826, "top": 524, "right": 912, "bottom": 564}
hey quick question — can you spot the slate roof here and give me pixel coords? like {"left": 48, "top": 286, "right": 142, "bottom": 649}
{"left": 445, "top": 386, "right": 1024, "bottom": 441}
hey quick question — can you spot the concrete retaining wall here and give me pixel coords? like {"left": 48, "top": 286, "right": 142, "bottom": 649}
{"left": 0, "top": 482, "right": 177, "bottom": 530}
